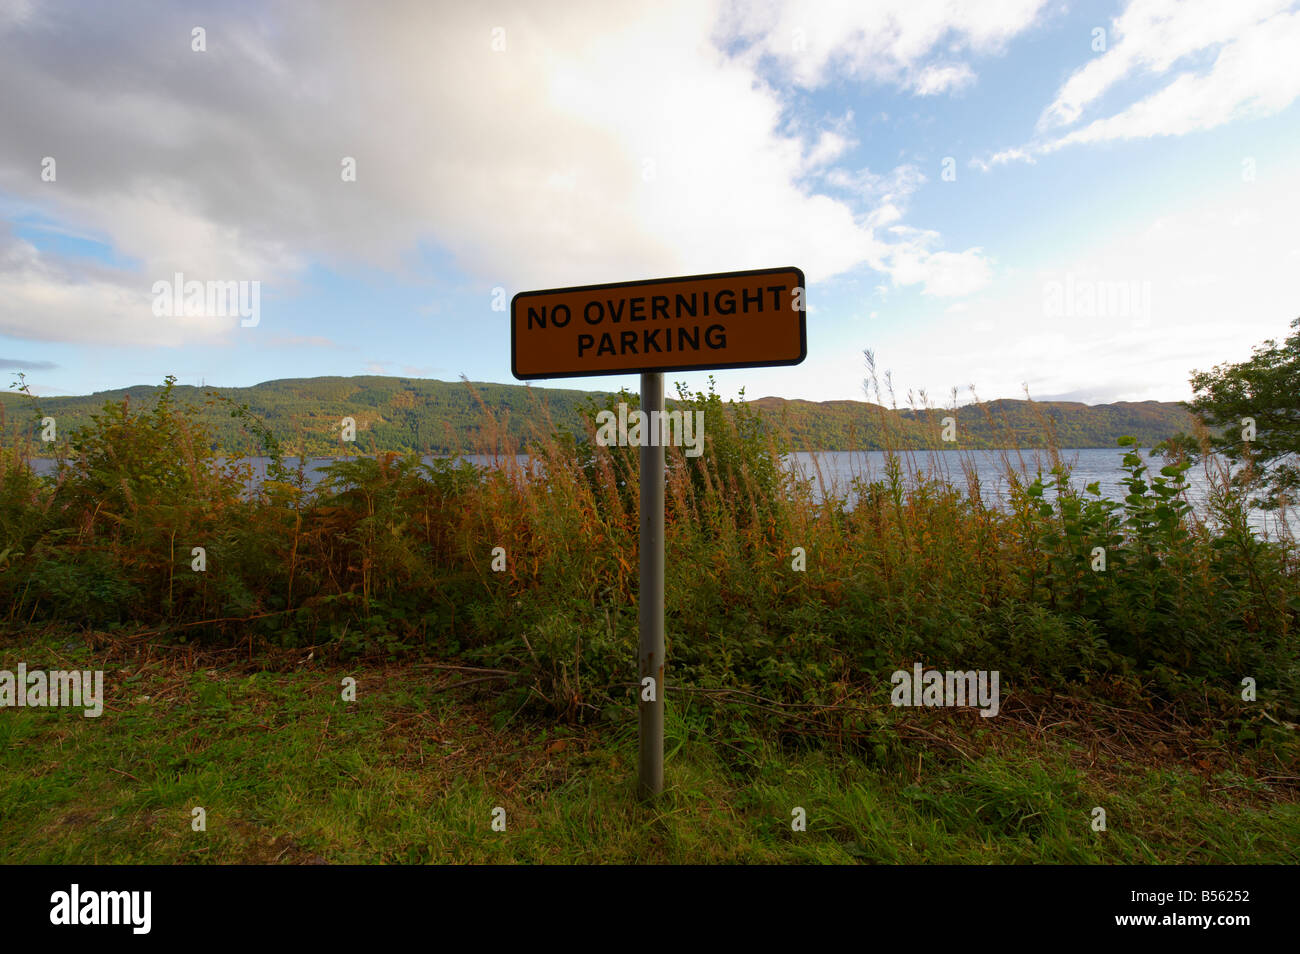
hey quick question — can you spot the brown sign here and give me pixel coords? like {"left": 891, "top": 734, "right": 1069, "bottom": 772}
{"left": 511, "top": 266, "right": 806, "bottom": 380}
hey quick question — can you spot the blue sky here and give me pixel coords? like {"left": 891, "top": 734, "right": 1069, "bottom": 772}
{"left": 2, "top": 0, "right": 1299, "bottom": 405}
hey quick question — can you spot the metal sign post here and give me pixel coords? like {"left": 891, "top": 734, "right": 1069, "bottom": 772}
{"left": 637, "top": 371, "right": 665, "bottom": 800}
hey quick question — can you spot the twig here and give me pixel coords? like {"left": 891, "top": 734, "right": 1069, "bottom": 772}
{"left": 314, "top": 714, "right": 332, "bottom": 762}
{"left": 439, "top": 674, "right": 514, "bottom": 691}
{"left": 409, "top": 662, "right": 516, "bottom": 676}
{"left": 123, "top": 609, "right": 294, "bottom": 640}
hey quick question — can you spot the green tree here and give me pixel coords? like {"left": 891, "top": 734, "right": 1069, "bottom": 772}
{"left": 1185, "top": 317, "right": 1300, "bottom": 508}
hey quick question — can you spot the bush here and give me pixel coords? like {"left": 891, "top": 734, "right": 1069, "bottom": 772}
{"left": 0, "top": 377, "right": 1293, "bottom": 729}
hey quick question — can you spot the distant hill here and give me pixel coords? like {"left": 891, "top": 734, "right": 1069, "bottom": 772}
{"left": 1, "top": 376, "right": 1197, "bottom": 456}
{"left": 746, "top": 395, "right": 1197, "bottom": 452}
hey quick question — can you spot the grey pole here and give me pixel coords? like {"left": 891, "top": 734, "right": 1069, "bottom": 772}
{"left": 638, "top": 371, "right": 665, "bottom": 800}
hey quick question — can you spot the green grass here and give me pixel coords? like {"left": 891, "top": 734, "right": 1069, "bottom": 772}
{"left": 3, "top": 631, "right": 1295, "bottom": 864}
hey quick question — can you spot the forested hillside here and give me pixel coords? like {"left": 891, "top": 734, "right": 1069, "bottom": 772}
{"left": 747, "top": 396, "right": 1198, "bottom": 451}
{"left": 2, "top": 375, "right": 1196, "bottom": 456}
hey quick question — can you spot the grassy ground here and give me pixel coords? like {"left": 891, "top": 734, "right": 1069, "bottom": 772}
{"left": 3, "top": 629, "right": 1296, "bottom": 865}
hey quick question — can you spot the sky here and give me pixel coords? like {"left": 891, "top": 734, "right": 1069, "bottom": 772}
{"left": 1, "top": 0, "right": 1299, "bottom": 406}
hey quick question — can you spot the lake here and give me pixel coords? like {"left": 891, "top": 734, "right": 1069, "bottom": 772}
{"left": 25, "top": 448, "right": 1292, "bottom": 539}
{"left": 792, "top": 448, "right": 1292, "bottom": 534}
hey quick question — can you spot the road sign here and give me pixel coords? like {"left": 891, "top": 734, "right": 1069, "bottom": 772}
{"left": 508, "top": 266, "right": 806, "bottom": 800}
{"left": 511, "top": 266, "right": 806, "bottom": 381}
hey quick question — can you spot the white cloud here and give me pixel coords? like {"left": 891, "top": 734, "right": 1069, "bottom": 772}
{"left": 879, "top": 226, "right": 994, "bottom": 297}
{"left": 868, "top": 157, "right": 1300, "bottom": 402}
{"left": 969, "top": 147, "right": 1035, "bottom": 171}
{"left": 0, "top": 0, "right": 999, "bottom": 346}
{"left": 823, "top": 162, "right": 927, "bottom": 201}
{"left": 265, "top": 335, "right": 340, "bottom": 349}
{"left": 0, "top": 230, "right": 231, "bottom": 346}
{"left": 805, "top": 129, "right": 855, "bottom": 167}
{"left": 971, "top": 0, "right": 1300, "bottom": 170}
{"left": 912, "top": 63, "right": 976, "bottom": 96}
{"left": 893, "top": 248, "right": 994, "bottom": 298}
{"left": 717, "top": 0, "right": 1047, "bottom": 93}
{"left": 1038, "top": 0, "right": 1300, "bottom": 150}
{"left": 0, "top": 1, "right": 35, "bottom": 29}
{"left": 1047, "top": 7, "right": 1300, "bottom": 148}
